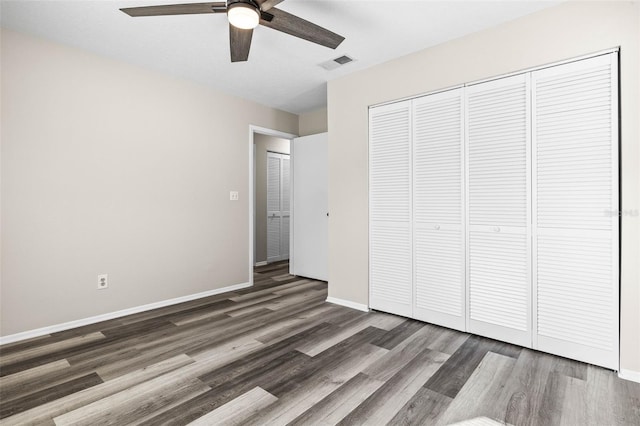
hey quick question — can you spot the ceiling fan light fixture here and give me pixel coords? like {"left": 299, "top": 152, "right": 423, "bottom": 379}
{"left": 228, "top": 2, "right": 259, "bottom": 30}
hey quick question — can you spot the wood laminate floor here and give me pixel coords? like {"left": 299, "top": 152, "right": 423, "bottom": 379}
{"left": 1, "top": 261, "right": 638, "bottom": 425}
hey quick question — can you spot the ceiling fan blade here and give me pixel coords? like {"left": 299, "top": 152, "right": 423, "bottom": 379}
{"left": 259, "top": 7, "right": 344, "bottom": 49}
{"left": 120, "top": 2, "right": 226, "bottom": 17}
{"left": 255, "top": 0, "right": 284, "bottom": 12}
{"left": 229, "top": 24, "right": 253, "bottom": 62}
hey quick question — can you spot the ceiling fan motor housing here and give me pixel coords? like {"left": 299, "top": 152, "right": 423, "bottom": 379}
{"left": 227, "top": 0, "right": 260, "bottom": 12}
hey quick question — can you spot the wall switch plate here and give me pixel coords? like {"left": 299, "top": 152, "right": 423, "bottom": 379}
{"left": 230, "top": 191, "right": 239, "bottom": 201}
{"left": 97, "top": 274, "right": 108, "bottom": 290}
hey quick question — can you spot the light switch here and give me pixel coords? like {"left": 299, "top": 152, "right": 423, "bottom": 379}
{"left": 230, "top": 191, "right": 239, "bottom": 201}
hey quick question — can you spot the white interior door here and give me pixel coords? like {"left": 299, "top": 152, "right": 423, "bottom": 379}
{"left": 412, "top": 88, "right": 465, "bottom": 331}
{"left": 267, "top": 152, "right": 290, "bottom": 263}
{"left": 291, "top": 133, "right": 328, "bottom": 281}
{"left": 369, "top": 101, "right": 413, "bottom": 317}
{"left": 532, "top": 53, "right": 619, "bottom": 369}
{"left": 465, "top": 74, "right": 532, "bottom": 347}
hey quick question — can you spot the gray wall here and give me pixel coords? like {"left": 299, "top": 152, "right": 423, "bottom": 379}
{"left": 254, "top": 134, "right": 290, "bottom": 264}
{"left": 1, "top": 29, "right": 298, "bottom": 336}
{"left": 327, "top": 1, "right": 640, "bottom": 374}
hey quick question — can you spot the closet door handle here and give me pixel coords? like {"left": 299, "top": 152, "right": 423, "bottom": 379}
{"left": 434, "top": 225, "right": 440, "bottom": 230}
{"left": 493, "top": 226, "right": 501, "bottom": 232}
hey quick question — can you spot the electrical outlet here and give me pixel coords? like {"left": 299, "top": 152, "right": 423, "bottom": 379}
{"left": 230, "top": 191, "right": 239, "bottom": 201}
{"left": 97, "top": 274, "right": 108, "bottom": 290}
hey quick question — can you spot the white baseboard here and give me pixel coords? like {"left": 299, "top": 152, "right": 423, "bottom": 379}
{"left": 254, "top": 261, "right": 268, "bottom": 267}
{"left": 326, "top": 297, "right": 369, "bottom": 313}
{"left": 618, "top": 368, "right": 640, "bottom": 383}
{"left": 0, "top": 281, "right": 251, "bottom": 346}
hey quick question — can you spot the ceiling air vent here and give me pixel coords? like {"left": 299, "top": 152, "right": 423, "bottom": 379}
{"left": 319, "top": 54, "right": 356, "bottom": 71}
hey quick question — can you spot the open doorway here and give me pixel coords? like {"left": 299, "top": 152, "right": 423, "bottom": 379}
{"left": 249, "top": 126, "right": 297, "bottom": 286}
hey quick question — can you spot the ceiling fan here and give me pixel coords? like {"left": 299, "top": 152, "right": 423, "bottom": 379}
{"left": 120, "top": 0, "right": 345, "bottom": 62}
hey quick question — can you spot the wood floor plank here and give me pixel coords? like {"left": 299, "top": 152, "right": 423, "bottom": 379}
{"left": 288, "top": 373, "right": 384, "bottom": 426}
{"left": 297, "top": 312, "right": 403, "bottom": 357}
{"left": 53, "top": 375, "right": 210, "bottom": 425}
{"left": 203, "top": 349, "right": 313, "bottom": 399}
{"left": 1, "top": 351, "right": 130, "bottom": 403}
{"left": 424, "top": 335, "right": 506, "bottom": 399}
{"left": 229, "top": 279, "right": 312, "bottom": 302}
{"left": 92, "top": 311, "right": 269, "bottom": 381}
{"left": 426, "top": 327, "right": 470, "bottom": 355}
{"left": 436, "top": 352, "right": 518, "bottom": 426}
{"left": 271, "top": 273, "right": 297, "bottom": 281}
{"left": 188, "top": 337, "right": 263, "bottom": 364}
{"left": 99, "top": 317, "right": 177, "bottom": 340}
{"left": 584, "top": 365, "right": 640, "bottom": 425}
{"left": 0, "top": 359, "right": 70, "bottom": 391}
{"left": 0, "top": 332, "right": 105, "bottom": 371}
{"left": 271, "top": 280, "right": 317, "bottom": 295}
{"left": 0, "top": 354, "right": 194, "bottom": 425}
{"left": 223, "top": 294, "right": 281, "bottom": 317}
{"left": 538, "top": 371, "right": 568, "bottom": 426}
{"left": 363, "top": 322, "right": 452, "bottom": 382}
{"left": 242, "top": 346, "right": 388, "bottom": 426}
{"left": 266, "top": 327, "right": 388, "bottom": 397}
{"left": 165, "top": 299, "right": 238, "bottom": 325}
{"left": 551, "top": 355, "right": 588, "bottom": 380}
{"left": 68, "top": 306, "right": 273, "bottom": 372}
{"left": 608, "top": 368, "right": 640, "bottom": 425}
{"left": 243, "top": 377, "right": 346, "bottom": 426}
{"left": 118, "top": 292, "right": 240, "bottom": 325}
{"left": 388, "top": 387, "right": 453, "bottom": 426}
{"left": 239, "top": 327, "right": 389, "bottom": 426}
{"left": 371, "top": 319, "right": 425, "bottom": 350}
{"left": 337, "top": 346, "right": 448, "bottom": 425}
{"left": 0, "top": 372, "right": 103, "bottom": 419}
{"left": 186, "top": 387, "right": 278, "bottom": 426}
{"left": 558, "top": 375, "right": 589, "bottom": 426}
{"left": 0, "top": 334, "right": 55, "bottom": 356}
{"left": 252, "top": 304, "right": 339, "bottom": 345}
{"left": 499, "top": 349, "right": 556, "bottom": 426}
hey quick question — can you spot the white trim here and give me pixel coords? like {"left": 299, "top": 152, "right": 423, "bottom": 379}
{"left": 618, "top": 369, "right": 640, "bottom": 384}
{"left": 254, "top": 261, "right": 268, "bottom": 267}
{"left": 326, "top": 297, "right": 370, "bottom": 313}
{"left": 249, "top": 125, "right": 297, "bottom": 287}
{"left": 0, "top": 282, "right": 250, "bottom": 346}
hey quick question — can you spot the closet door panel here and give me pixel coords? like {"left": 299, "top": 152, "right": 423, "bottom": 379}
{"left": 468, "top": 229, "right": 529, "bottom": 343}
{"left": 369, "top": 101, "right": 412, "bottom": 317}
{"left": 267, "top": 154, "right": 283, "bottom": 262}
{"left": 466, "top": 74, "right": 531, "bottom": 347}
{"left": 413, "top": 89, "right": 465, "bottom": 330}
{"left": 532, "top": 53, "right": 619, "bottom": 369}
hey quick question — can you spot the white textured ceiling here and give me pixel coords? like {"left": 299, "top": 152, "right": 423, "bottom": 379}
{"left": 0, "top": 0, "right": 559, "bottom": 113}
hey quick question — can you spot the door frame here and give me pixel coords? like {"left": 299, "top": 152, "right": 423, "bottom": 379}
{"left": 249, "top": 125, "right": 297, "bottom": 286}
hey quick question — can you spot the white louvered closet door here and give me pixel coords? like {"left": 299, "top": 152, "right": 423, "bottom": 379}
{"left": 532, "top": 53, "right": 619, "bottom": 369}
{"left": 267, "top": 152, "right": 290, "bottom": 262}
{"left": 412, "top": 89, "right": 465, "bottom": 331}
{"left": 369, "top": 101, "right": 413, "bottom": 317}
{"left": 466, "top": 74, "right": 532, "bottom": 347}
